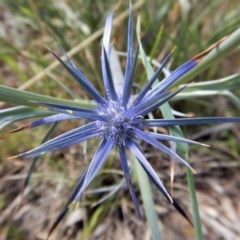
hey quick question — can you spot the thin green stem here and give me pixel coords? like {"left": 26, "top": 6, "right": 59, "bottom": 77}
{"left": 186, "top": 153, "right": 203, "bottom": 240}
{"left": 132, "top": 154, "right": 162, "bottom": 240}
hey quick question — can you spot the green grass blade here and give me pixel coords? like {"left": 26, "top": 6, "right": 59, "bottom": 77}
{"left": 172, "top": 27, "right": 240, "bottom": 88}
{"left": 173, "top": 90, "right": 240, "bottom": 111}
{"left": 139, "top": 25, "right": 164, "bottom": 85}
{"left": 136, "top": 16, "right": 188, "bottom": 154}
{"left": 44, "top": 71, "right": 81, "bottom": 100}
{"left": 137, "top": 16, "right": 203, "bottom": 240}
{"left": 180, "top": 73, "right": 240, "bottom": 91}
{"left": 149, "top": 26, "right": 164, "bottom": 61}
{"left": 132, "top": 154, "right": 162, "bottom": 240}
{"left": 0, "top": 106, "right": 52, "bottom": 129}
{"left": 0, "top": 85, "right": 95, "bottom": 108}
{"left": 185, "top": 153, "right": 203, "bottom": 240}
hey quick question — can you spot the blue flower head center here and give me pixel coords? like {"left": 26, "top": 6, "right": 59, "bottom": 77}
{"left": 97, "top": 100, "right": 141, "bottom": 146}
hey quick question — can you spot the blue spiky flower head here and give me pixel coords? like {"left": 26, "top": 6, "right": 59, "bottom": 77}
{"left": 3, "top": 3, "right": 240, "bottom": 239}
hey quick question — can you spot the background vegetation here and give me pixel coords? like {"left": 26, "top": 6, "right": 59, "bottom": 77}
{"left": 0, "top": 0, "right": 240, "bottom": 239}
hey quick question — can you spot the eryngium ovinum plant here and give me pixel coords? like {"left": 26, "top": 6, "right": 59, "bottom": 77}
{"left": 2, "top": 4, "right": 240, "bottom": 240}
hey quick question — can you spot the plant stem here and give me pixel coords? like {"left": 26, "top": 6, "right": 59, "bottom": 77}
{"left": 186, "top": 153, "right": 203, "bottom": 240}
